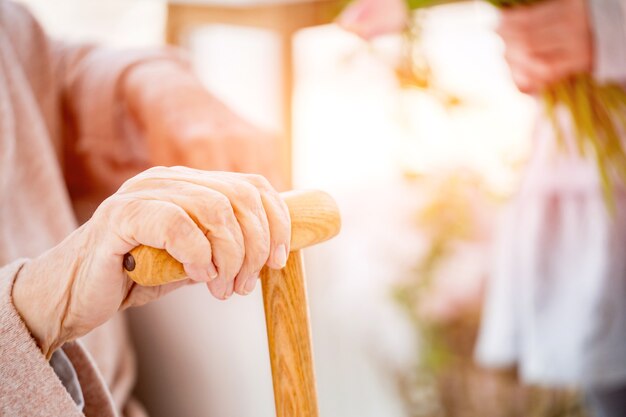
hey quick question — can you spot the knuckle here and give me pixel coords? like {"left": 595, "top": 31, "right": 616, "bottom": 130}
{"left": 104, "top": 197, "right": 146, "bottom": 236}
{"left": 94, "top": 195, "right": 123, "bottom": 224}
{"left": 245, "top": 173, "right": 272, "bottom": 190}
{"left": 169, "top": 165, "right": 193, "bottom": 175}
{"left": 123, "top": 167, "right": 169, "bottom": 189}
{"left": 96, "top": 194, "right": 117, "bottom": 213}
{"left": 117, "top": 177, "right": 136, "bottom": 192}
{"left": 234, "top": 182, "right": 263, "bottom": 207}
{"left": 144, "top": 166, "right": 170, "bottom": 176}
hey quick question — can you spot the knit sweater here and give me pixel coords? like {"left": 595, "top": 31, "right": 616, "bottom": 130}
{"left": 0, "top": 1, "right": 179, "bottom": 415}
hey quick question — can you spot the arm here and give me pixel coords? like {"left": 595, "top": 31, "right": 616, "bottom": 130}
{"left": 4, "top": 1, "right": 286, "bottom": 219}
{"left": 0, "top": 261, "right": 86, "bottom": 417}
{"left": 493, "top": 0, "right": 626, "bottom": 93}
{"left": 5, "top": 168, "right": 289, "bottom": 415}
{"left": 0, "top": 1, "right": 192, "bottom": 212}
{"left": 59, "top": 46, "right": 287, "bottom": 216}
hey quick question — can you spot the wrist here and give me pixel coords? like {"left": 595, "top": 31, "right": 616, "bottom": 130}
{"left": 12, "top": 252, "right": 71, "bottom": 359}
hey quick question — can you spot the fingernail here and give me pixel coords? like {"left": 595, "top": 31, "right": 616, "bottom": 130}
{"left": 273, "top": 244, "right": 288, "bottom": 268}
{"left": 207, "top": 263, "right": 218, "bottom": 281}
{"left": 210, "top": 278, "right": 226, "bottom": 298}
{"left": 244, "top": 276, "right": 258, "bottom": 294}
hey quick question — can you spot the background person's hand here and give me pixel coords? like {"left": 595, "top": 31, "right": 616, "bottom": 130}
{"left": 123, "top": 61, "right": 288, "bottom": 189}
{"left": 337, "top": 0, "right": 408, "bottom": 40}
{"left": 497, "top": 0, "right": 593, "bottom": 94}
{"left": 12, "top": 167, "right": 290, "bottom": 357}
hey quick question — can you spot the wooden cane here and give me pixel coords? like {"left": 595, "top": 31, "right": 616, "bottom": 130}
{"left": 123, "top": 189, "right": 341, "bottom": 417}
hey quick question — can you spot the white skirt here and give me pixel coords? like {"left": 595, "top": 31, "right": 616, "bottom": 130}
{"left": 475, "top": 110, "right": 626, "bottom": 389}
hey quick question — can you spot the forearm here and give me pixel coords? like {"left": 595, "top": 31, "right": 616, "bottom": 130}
{"left": 12, "top": 244, "right": 77, "bottom": 359}
{"left": 0, "top": 261, "right": 84, "bottom": 417}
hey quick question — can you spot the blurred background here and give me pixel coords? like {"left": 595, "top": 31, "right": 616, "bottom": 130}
{"left": 17, "top": 0, "right": 587, "bottom": 416}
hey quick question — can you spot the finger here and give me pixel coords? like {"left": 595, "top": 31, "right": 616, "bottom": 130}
{"left": 113, "top": 198, "right": 215, "bottom": 284}
{"left": 228, "top": 183, "right": 271, "bottom": 295}
{"left": 170, "top": 178, "right": 271, "bottom": 296}
{"left": 131, "top": 184, "right": 246, "bottom": 300}
{"left": 505, "top": 48, "right": 555, "bottom": 93}
{"left": 508, "top": 61, "right": 546, "bottom": 94}
{"left": 498, "top": 11, "right": 574, "bottom": 53}
{"left": 242, "top": 174, "right": 291, "bottom": 271}
{"left": 133, "top": 167, "right": 289, "bottom": 257}
{"left": 500, "top": 0, "right": 564, "bottom": 27}
{"left": 498, "top": 27, "right": 571, "bottom": 57}
{"left": 120, "top": 278, "right": 194, "bottom": 309}
{"left": 124, "top": 167, "right": 289, "bottom": 282}
{"left": 178, "top": 171, "right": 289, "bottom": 293}
{"left": 498, "top": 0, "right": 589, "bottom": 56}
{"left": 521, "top": 54, "right": 570, "bottom": 87}
{"left": 208, "top": 279, "right": 234, "bottom": 301}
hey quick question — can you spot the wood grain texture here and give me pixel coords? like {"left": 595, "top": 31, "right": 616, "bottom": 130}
{"left": 125, "top": 189, "right": 340, "bottom": 286}
{"left": 262, "top": 251, "right": 319, "bottom": 417}
{"left": 125, "top": 190, "right": 338, "bottom": 417}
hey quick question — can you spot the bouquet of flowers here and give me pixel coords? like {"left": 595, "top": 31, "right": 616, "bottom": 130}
{"left": 482, "top": 0, "right": 626, "bottom": 210}
{"left": 341, "top": 0, "right": 626, "bottom": 210}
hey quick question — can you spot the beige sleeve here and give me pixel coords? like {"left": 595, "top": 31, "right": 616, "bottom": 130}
{"left": 0, "top": 260, "right": 118, "bottom": 417}
{"left": 0, "top": 0, "right": 190, "bottom": 220}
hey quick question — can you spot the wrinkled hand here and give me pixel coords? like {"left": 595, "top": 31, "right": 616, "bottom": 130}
{"left": 123, "top": 61, "right": 287, "bottom": 188}
{"left": 337, "top": 0, "right": 408, "bottom": 40}
{"left": 13, "top": 167, "right": 290, "bottom": 357}
{"left": 497, "top": 0, "right": 593, "bottom": 94}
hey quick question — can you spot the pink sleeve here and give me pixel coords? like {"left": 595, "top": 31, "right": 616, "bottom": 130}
{"left": 0, "top": 260, "right": 116, "bottom": 417}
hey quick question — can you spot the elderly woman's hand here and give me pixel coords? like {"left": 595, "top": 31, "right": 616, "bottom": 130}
{"left": 123, "top": 61, "right": 287, "bottom": 189}
{"left": 12, "top": 167, "right": 290, "bottom": 357}
{"left": 497, "top": 0, "right": 593, "bottom": 94}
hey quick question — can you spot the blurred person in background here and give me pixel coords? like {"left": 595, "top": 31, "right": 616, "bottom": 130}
{"left": 475, "top": 1, "right": 626, "bottom": 417}
{"left": 0, "top": 0, "right": 291, "bottom": 415}
{"left": 339, "top": 0, "right": 626, "bottom": 416}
